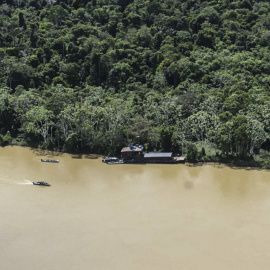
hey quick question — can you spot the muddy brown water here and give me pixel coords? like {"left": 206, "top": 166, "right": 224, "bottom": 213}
{"left": 1, "top": 146, "right": 270, "bottom": 270}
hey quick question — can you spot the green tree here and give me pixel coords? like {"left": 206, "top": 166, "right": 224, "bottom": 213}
{"left": 186, "top": 142, "right": 198, "bottom": 162}
{"left": 246, "top": 116, "right": 267, "bottom": 154}
{"left": 232, "top": 115, "right": 249, "bottom": 157}
{"left": 48, "top": 5, "right": 68, "bottom": 27}
{"left": 25, "top": 106, "right": 54, "bottom": 143}
{"left": 7, "top": 63, "right": 34, "bottom": 90}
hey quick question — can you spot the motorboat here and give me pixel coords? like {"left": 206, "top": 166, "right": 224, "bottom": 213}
{"left": 33, "top": 181, "right": 51, "bottom": 186}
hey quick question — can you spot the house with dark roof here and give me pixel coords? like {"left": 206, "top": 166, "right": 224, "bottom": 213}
{"left": 120, "top": 145, "right": 185, "bottom": 164}
{"left": 121, "top": 144, "right": 144, "bottom": 161}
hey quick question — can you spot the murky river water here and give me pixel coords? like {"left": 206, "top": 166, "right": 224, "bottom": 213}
{"left": 1, "top": 146, "right": 270, "bottom": 270}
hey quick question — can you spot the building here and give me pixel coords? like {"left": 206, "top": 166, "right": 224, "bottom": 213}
{"left": 144, "top": 152, "right": 173, "bottom": 163}
{"left": 121, "top": 144, "right": 144, "bottom": 161}
{"left": 120, "top": 145, "right": 185, "bottom": 164}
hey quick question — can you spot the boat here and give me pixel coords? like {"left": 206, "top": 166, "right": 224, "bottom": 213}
{"left": 107, "top": 160, "right": 124, "bottom": 165}
{"left": 41, "top": 159, "right": 59, "bottom": 163}
{"left": 33, "top": 181, "right": 51, "bottom": 186}
{"left": 102, "top": 156, "right": 119, "bottom": 163}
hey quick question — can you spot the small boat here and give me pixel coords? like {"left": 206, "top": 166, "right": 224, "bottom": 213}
{"left": 102, "top": 156, "right": 119, "bottom": 163}
{"left": 41, "top": 159, "right": 59, "bottom": 163}
{"left": 33, "top": 181, "right": 51, "bottom": 186}
{"left": 107, "top": 160, "right": 124, "bottom": 165}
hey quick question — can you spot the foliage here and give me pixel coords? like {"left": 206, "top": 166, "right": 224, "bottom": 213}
{"left": 186, "top": 142, "right": 198, "bottom": 163}
{"left": 0, "top": 0, "right": 270, "bottom": 160}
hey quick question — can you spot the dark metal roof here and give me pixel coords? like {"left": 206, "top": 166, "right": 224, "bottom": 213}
{"left": 144, "top": 152, "right": 172, "bottom": 158}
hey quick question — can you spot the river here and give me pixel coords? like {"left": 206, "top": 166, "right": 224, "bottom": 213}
{"left": 0, "top": 146, "right": 270, "bottom": 270}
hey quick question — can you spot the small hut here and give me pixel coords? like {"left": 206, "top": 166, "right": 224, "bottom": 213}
{"left": 121, "top": 144, "right": 144, "bottom": 161}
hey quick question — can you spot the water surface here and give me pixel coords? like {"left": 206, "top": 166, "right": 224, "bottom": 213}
{"left": 1, "top": 146, "right": 270, "bottom": 270}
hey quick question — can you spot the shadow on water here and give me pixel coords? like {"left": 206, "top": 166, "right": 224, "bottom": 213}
{"left": 71, "top": 154, "right": 83, "bottom": 159}
{"left": 71, "top": 153, "right": 101, "bottom": 159}
{"left": 186, "top": 162, "right": 268, "bottom": 172}
{"left": 227, "top": 164, "right": 266, "bottom": 171}
{"left": 32, "top": 148, "right": 102, "bottom": 159}
{"left": 31, "top": 147, "right": 64, "bottom": 158}
{"left": 184, "top": 180, "right": 193, "bottom": 189}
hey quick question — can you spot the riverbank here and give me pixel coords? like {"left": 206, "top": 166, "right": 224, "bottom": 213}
{"left": 3, "top": 140, "right": 270, "bottom": 170}
{"left": 3, "top": 141, "right": 102, "bottom": 160}
{"left": 186, "top": 143, "right": 270, "bottom": 170}
{"left": 192, "top": 153, "right": 270, "bottom": 170}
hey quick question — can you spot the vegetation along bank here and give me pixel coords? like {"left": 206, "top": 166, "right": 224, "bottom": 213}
{"left": 1, "top": 0, "right": 270, "bottom": 168}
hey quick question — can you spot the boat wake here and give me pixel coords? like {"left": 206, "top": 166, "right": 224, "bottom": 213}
{"left": 0, "top": 177, "right": 34, "bottom": 185}
{"left": 3, "top": 177, "right": 33, "bottom": 185}
{"left": 18, "top": 179, "right": 33, "bottom": 185}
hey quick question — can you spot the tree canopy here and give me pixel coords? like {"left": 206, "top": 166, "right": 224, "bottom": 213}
{"left": 0, "top": 0, "right": 270, "bottom": 160}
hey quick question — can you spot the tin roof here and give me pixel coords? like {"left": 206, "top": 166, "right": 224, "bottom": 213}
{"left": 121, "top": 146, "right": 143, "bottom": 152}
{"left": 144, "top": 152, "right": 172, "bottom": 158}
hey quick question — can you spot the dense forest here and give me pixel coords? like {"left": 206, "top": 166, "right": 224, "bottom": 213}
{"left": 1, "top": 0, "right": 270, "bottom": 164}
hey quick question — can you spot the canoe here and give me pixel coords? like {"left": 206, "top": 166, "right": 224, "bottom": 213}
{"left": 41, "top": 159, "right": 59, "bottom": 163}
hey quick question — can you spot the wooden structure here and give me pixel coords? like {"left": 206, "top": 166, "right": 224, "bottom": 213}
{"left": 113, "top": 145, "right": 186, "bottom": 164}
{"left": 144, "top": 152, "right": 173, "bottom": 163}
{"left": 174, "top": 156, "right": 185, "bottom": 163}
{"left": 121, "top": 144, "right": 144, "bottom": 161}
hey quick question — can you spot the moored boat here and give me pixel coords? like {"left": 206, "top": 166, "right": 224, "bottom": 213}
{"left": 107, "top": 160, "right": 124, "bottom": 164}
{"left": 102, "top": 156, "right": 119, "bottom": 163}
{"left": 41, "top": 159, "right": 59, "bottom": 163}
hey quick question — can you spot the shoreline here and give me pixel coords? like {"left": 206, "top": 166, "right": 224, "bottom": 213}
{"left": 3, "top": 143, "right": 270, "bottom": 170}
